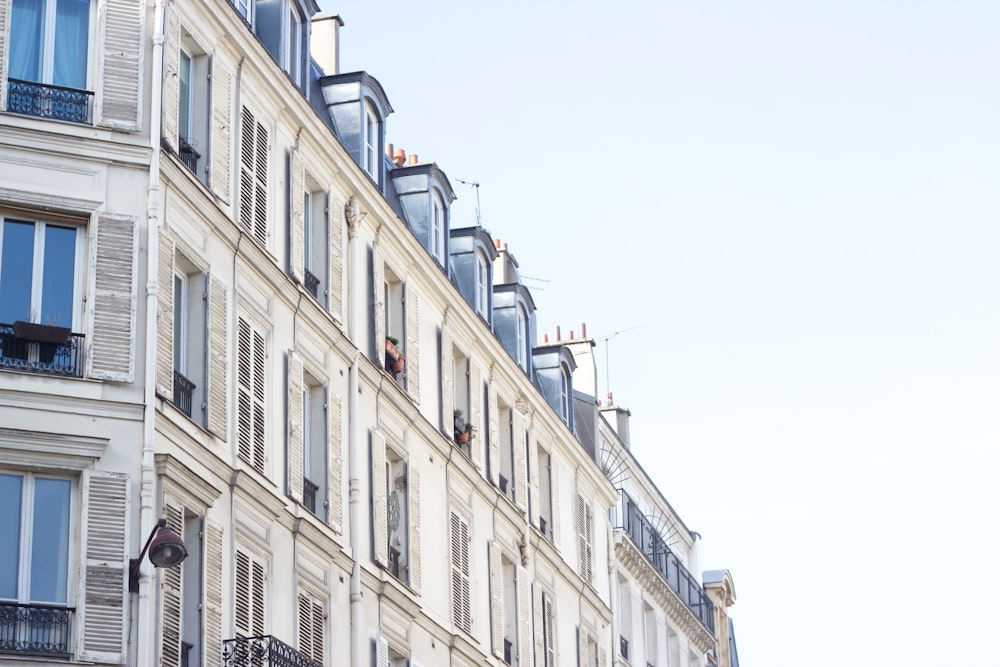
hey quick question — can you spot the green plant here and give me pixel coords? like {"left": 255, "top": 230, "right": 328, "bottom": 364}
{"left": 385, "top": 335, "right": 399, "bottom": 346}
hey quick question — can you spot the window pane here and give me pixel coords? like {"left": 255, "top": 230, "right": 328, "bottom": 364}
{"left": 30, "top": 478, "right": 71, "bottom": 603}
{"left": 9, "top": 0, "right": 43, "bottom": 82}
{"left": 0, "top": 474, "right": 23, "bottom": 600}
{"left": 54, "top": 0, "right": 91, "bottom": 89}
{"left": 179, "top": 51, "right": 192, "bottom": 138}
{"left": 40, "top": 224, "right": 77, "bottom": 328}
{"left": 0, "top": 220, "right": 36, "bottom": 324}
{"left": 174, "top": 275, "right": 184, "bottom": 368}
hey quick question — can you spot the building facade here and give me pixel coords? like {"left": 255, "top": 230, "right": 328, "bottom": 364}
{"left": 0, "top": 2, "right": 737, "bottom": 667}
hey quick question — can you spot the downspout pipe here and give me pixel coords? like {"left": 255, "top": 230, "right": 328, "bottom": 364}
{"left": 139, "top": 0, "right": 167, "bottom": 664}
{"left": 346, "top": 196, "right": 363, "bottom": 667}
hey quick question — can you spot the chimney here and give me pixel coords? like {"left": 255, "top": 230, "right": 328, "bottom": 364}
{"left": 554, "top": 326, "right": 561, "bottom": 341}
{"left": 408, "top": 153, "right": 419, "bottom": 165}
{"left": 393, "top": 147, "right": 406, "bottom": 166}
{"left": 310, "top": 14, "right": 344, "bottom": 76}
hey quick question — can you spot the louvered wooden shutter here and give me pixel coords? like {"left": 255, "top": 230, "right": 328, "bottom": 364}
{"left": 372, "top": 244, "right": 385, "bottom": 362}
{"left": 78, "top": 470, "right": 130, "bottom": 663}
{"left": 489, "top": 541, "right": 503, "bottom": 658}
{"left": 287, "top": 350, "right": 304, "bottom": 501}
{"left": 404, "top": 284, "right": 419, "bottom": 401}
{"left": 328, "top": 390, "right": 344, "bottom": 531}
{"left": 440, "top": 326, "right": 453, "bottom": 437}
{"left": 371, "top": 430, "right": 387, "bottom": 567}
{"left": 234, "top": 548, "right": 265, "bottom": 637}
{"left": 408, "top": 466, "right": 421, "bottom": 593}
{"left": 516, "top": 565, "right": 531, "bottom": 667}
{"left": 488, "top": 387, "right": 499, "bottom": 484}
{"left": 375, "top": 634, "right": 389, "bottom": 667}
{"left": 209, "top": 56, "right": 232, "bottom": 203}
{"left": 156, "top": 231, "right": 175, "bottom": 399}
{"left": 450, "top": 512, "right": 471, "bottom": 632}
{"left": 97, "top": 0, "right": 143, "bottom": 130}
{"left": 207, "top": 276, "right": 228, "bottom": 438}
{"left": 88, "top": 213, "right": 137, "bottom": 382}
{"left": 0, "top": 0, "right": 8, "bottom": 111}
{"left": 512, "top": 410, "right": 527, "bottom": 510}
{"left": 298, "top": 592, "right": 324, "bottom": 662}
{"left": 543, "top": 593, "right": 556, "bottom": 667}
{"left": 288, "top": 149, "right": 305, "bottom": 282}
{"left": 533, "top": 587, "right": 543, "bottom": 667}
{"left": 576, "top": 495, "right": 593, "bottom": 583}
{"left": 239, "top": 106, "right": 268, "bottom": 245}
{"left": 159, "top": 500, "right": 184, "bottom": 667}
{"left": 161, "top": 4, "right": 180, "bottom": 152}
{"left": 550, "top": 456, "right": 560, "bottom": 543}
{"left": 528, "top": 430, "right": 539, "bottom": 524}
{"left": 327, "top": 192, "right": 344, "bottom": 318}
{"left": 577, "top": 627, "right": 587, "bottom": 667}
{"left": 237, "top": 317, "right": 265, "bottom": 474}
{"left": 598, "top": 646, "right": 607, "bottom": 667}
{"left": 203, "top": 519, "right": 224, "bottom": 667}
{"left": 469, "top": 364, "right": 482, "bottom": 471}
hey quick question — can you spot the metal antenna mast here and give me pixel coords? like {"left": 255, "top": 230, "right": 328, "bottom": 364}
{"left": 455, "top": 178, "right": 481, "bottom": 226}
{"left": 595, "top": 325, "right": 644, "bottom": 401}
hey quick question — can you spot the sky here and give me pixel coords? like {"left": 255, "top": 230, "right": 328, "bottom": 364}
{"left": 317, "top": 2, "right": 1000, "bottom": 665}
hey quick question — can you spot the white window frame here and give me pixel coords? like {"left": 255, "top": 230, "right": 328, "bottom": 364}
{"left": 515, "top": 305, "right": 527, "bottom": 370}
{"left": 9, "top": 0, "right": 96, "bottom": 90}
{"left": 173, "top": 272, "right": 188, "bottom": 375}
{"left": 431, "top": 191, "right": 445, "bottom": 263}
{"left": 178, "top": 46, "right": 194, "bottom": 142}
{"left": 560, "top": 364, "right": 570, "bottom": 424}
{"left": 286, "top": 2, "right": 303, "bottom": 86}
{"left": 363, "top": 103, "right": 378, "bottom": 183}
{"left": 234, "top": 0, "right": 253, "bottom": 24}
{"left": 475, "top": 252, "right": 488, "bottom": 316}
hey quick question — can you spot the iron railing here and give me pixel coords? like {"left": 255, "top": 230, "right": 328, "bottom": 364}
{"left": 387, "top": 545, "right": 402, "bottom": 579}
{"left": 181, "top": 641, "right": 194, "bottom": 667}
{"left": 179, "top": 137, "right": 201, "bottom": 173}
{"left": 539, "top": 516, "right": 548, "bottom": 538}
{"left": 174, "top": 369, "right": 196, "bottom": 417}
{"left": 302, "top": 478, "right": 318, "bottom": 514}
{"left": 620, "top": 636, "right": 629, "bottom": 660}
{"left": 614, "top": 490, "right": 715, "bottom": 633}
{"left": 503, "top": 638, "right": 513, "bottom": 665}
{"left": 223, "top": 635, "right": 321, "bottom": 667}
{"left": 498, "top": 474, "right": 508, "bottom": 495}
{"left": 0, "top": 602, "right": 74, "bottom": 657}
{"left": 0, "top": 324, "right": 84, "bottom": 377}
{"left": 7, "top": 79, "right": 92, "bottom": 124}
{"left": 304, "top": 269, "right": 320, "bottom": 299}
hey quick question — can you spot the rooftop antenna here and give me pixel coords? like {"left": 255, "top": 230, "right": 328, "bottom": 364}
{"left": 455, "top": 178, "right": 481, "bottom": 227}
{"left": 595, "top": 325, "right": 644, "bottom": 403}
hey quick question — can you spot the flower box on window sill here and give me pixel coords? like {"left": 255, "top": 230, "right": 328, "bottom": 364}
{"left": 13, "top": 321, "right": 71, "bottom": 345}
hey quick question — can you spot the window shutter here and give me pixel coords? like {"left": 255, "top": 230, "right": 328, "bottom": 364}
{"left": 488, "top": 387, "right": 499, "bottom": 485}
{"left": 543, "top": 593, "right": 556, "bottom": 667}
{"left": 533, "top": 587, "right": 544, "bottom": 667}
{"left": 209, "top": 56, "right": 233, "bottom": 203}
{"left": 375, "top": 634, "right": 389, "bottom": 667}
{"left": 234, "top": 547, "right": 265, "bottom": 637}
{"left": 372, "top": 244, "right": 385, "bottom": 362}
{"left": 517, "top": 565, "right": 531, "bottom": 667}
{"left": 450, "top": 511, "right": 471, "bottom": 632}
{"left": 528, "top": 431, "right": 539, "bottom": 524}
{"left": 513, "top": 410, "right": 527, "bottom": 510}
{"left": 237, "top": 317, "right": 265, "bottom": 474}
{"left": 239, "top": 106, "right": 268, "bottom": 246}
{"left": 408, "top": 465, "right": 421, "bottom": 593}
{"left": 440, "top": 326, "right": 453, "bottom": 438}
{"left": 489, "top": 541, "right": 503, "bottom": 658}
{"left": 576, "top": 495, "right": 593, "bottom": 584}
{"left": 550, "top": 457, "right": 560, "bottom": 544}
{"left": 286, "top": 350, "right": 304, "bottom": 501}
{"left": 288, "top": 149, "right": 305, "bottom": 282}
{"left": 328, "top": 390, "right": 344, "bottom": 532}
{"left": 327, "top": 192, "right": 344, "bottom": 318}
{"left": 88, "top": 213, "right": 137, "bottom": 382}
{"left": 577, "top": 627, "right": 586, "bottom": 667}
{"left": 207, "top": 276, "right": 228, "bottom": 438}
{"left": 469, "top": 363, "right": 482, "bottom": 471}
{"left": 97, "top": 0, "right": 143, "bottom": 130}
{"left": 0, "top": 0, "right": 8, "bottom": 111}
{"left": 159, "top": 500, "right": 184, "bottom": 667}
{"left": 161, "top": 4, "right": 180, "bottom": 152}
{"left": 298, "top": 591, "right": 324, "bottom": 662}
{"left": 404, "top": 284, "right": 419, "bottom": 401}
{"left": 598, "top": 646, "right": 607, "bottom": 667}
{"left": 203, "top": 519, "right": 224, "bottom": 667}
{"left": 156, "top": 231, "right": 175, "bottom": 400}
{"left": 77, "top": 470, "right": 130, "bottom": 663}
{"left": 370, "top": 430, "right": 387, "bottom": 567}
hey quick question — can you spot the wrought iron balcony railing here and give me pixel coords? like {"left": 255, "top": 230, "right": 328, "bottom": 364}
{"left": 0, "top": 323, "right": 84, "bottom": 377}
{"left": 620, "top": 635, "right": 629, "bottom": 660}
{"left": 302, "top": 478, "right": 319, "bottom": 514}
{"left": 173, "top": 369, "right": 196, "bottom": 417}
{"left": 503, "top": 638, "right": 513, "bottom": 665}
{"left": 498, "top": 474, "right": 508, "bottom": 495}
{"left": 613, "top": 490, "right": 715, "bottom": 633}
{"left": 223, "top": 635, "right": 321, "bottom": 667}
{"left": 0, "top": 602, "right": 74, "bottom": 657}
{"left": 304, "top": 269, "right": 320, "bottom": 299}
{"left": 7, "top": 79, "right": 92, "bottom": 124}
{"left": 179, "top": 137, "right": 201, "bottom": 173}
{"left": 388, "top": 545, "right": 401, "bottom": 579}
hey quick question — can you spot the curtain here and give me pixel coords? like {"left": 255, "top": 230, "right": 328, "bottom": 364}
{"left": 54, "top": 0, "right": 90, "bottom": 89}
{"left": 10, "top": 0, "right": 43, "bottom": 82}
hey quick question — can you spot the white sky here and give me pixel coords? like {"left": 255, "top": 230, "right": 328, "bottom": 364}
{"left": 318, "top": 1, "right": 1000, "bottom": 664}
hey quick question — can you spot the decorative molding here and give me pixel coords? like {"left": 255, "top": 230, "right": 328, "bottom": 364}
{"left": 155, "top": 453, "right": 224, "bottom": 511}
{"left": 0, "top": 427, "right": 108, "bottom": 471}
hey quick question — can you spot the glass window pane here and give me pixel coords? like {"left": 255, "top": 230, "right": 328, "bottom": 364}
{"left": 0, "top": 220, "right": 36, "bottom": 324}
{"left": 40, "top": 224, "right": 77, "bottom": 328}
{"left": 173, "top": 275, "right": 183, "bottom": 370}
{"left": 30, "top": 478, "right": 71, "bottom": 603}
{"left": 9, "top": 0, "right": 43, "bottom": 82}
{"left": 53, "top": 0, "right": 91, "bottom": 89}
{"left": 0, "top": 474, "right": 23, "bottom": 600}
{"left": 179, "top": 50, "right": 192, "bottom": 139}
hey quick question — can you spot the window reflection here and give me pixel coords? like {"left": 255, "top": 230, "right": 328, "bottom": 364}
{"left": 30, "top": 478, "right": 71, "bottom": 603}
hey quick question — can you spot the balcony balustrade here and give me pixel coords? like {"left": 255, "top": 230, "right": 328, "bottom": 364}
{"left": 304, "top": 269, "right": 320, "bottom": 299}
{"left": 179, "top": 137, "right": 201, "bottom": 173}
{"left": 503, "top": 638, "right": 513, "bottom": 665}
{"left": 173, "top": 369, "right": 196, "bottom": 417}
{"left": 8, "top": 79, "right": 92, "bottom": 124}
{"left": 0, "top": 602, "right": 73, "bottom": 657}
{"left": 223, "top": 635, "right": 321, "bottom": 667}
{"left": 303, "top": 478, "right": 319, "bottom": 514}
{"left": 0, "top": 324, "right": 84, "bottom": 377}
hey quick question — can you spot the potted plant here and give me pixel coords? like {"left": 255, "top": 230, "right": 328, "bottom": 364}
{"left": 385, "top": 336, "right": 405, "bottom": 373}
{"left": 453, "top": 409, "right": 474, "bottom": 445}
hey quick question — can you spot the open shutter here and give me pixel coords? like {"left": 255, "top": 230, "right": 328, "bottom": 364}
{"left": 239, "top": 107, "right": 268, "bottom": 245}
{"left": 375, "top": 634, "right": 389, "bottom": 667}
{"left": 203, "top": 519, "right": 224, "bottom": 667}
{"left": 286, "top": 350, "right": 304, "bottom": 501}
{"left": 234, "top": 548, "right": 265, "bottom": 637}
{"left": 159, "top": 500, "right": 184, "bottom": 667}
{"left": 408, "top": 466, "right": 421, "bottom": 593}
{"left": 328, "top": 390, "right": 344, "bottom": 532}
{"left": 288, "top": 149, "right": 305, "bottom": 282}
{"left": 209, "top": 56, "right": 232, "bottom": 203}
{"left": 327, "top": 191, "right": 344, "bottom": 319}
{"left": 88, "top": 213, "right": 137, "bottom": 382}
{"left": 0, "top": 0, "right": 8, "bottom": 111}
{"left": 488, "top": 386, "right": 499, "bottom": 484}
{"left": 533, "top": 587, "right": 544, "bottom": 667}
{"left": 450, "top": 512, "right": 471, "bottom": 632}
{"left": 576, "top": 495, "right": 593, "bottom": 584}
{"left": 440, "top": 326, "right": 453, "bottom": 438}
{"left": 161, "top": 3, "right": 180, "bottom": 152}
{"left": 207, "top": 275, "right": 228, "bottom": 438}
{"left": 512, "top": 410, "right": 527, "bottom": 511}
{"left": 517, "top": 566, "right": 531, "bottom": 667}
{"left": 156, "top": 231, "right": 176, "bottom": 399}
{"left": 96, "top": 0, "right": 143, "bottom": 130}
{"left": 469, "top": 363, "right": 482, "bottom": 471}
{"left": 404, "top": 284, "right": 419, "bottom": 401}
{"left": 78, "top": 470, "right": 130, "bottom": 663}
{"left": 490, "top": 541, "right": 504, "bottom": 658}
{"left": 372, "top": 244, "right": 385, "bottom": 362}
{"left": 577, "top": 627, "right": 586, "bottom": 667}
{"left": 371, "top": 430, "right": 387, "bottom": 567}
{"left": 298, "top": 592, "right": 324, "bottom": 662}
{"left": 544, "top": 593, "right": 556, "bottom": 667}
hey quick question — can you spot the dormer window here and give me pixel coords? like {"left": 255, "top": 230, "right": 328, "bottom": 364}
{"left": 234, "top": 0, "right": 253, "bottom": 24}
{"left": 364, "top": 103, "right": 379, "bottom": 183}
{"left": 475, "top": 253, "right": 489, "bottom": 317}
{"left": 560, "top": 364, "right": 571, "bottom": 424}
{"left": 287, "top": 3, "right": 303, "bottom": 86}
{"left": 253, "top": 0, "right": 307, "bottom": 89}
{"left": 515, "top": 305, "right": 528, "bottom": 369}
{"left": 431, "top": 191, "right": 445, "bottom": 263}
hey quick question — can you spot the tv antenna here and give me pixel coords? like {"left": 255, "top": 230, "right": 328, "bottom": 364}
{"left": 595, "top": 325, "right": 643, "bottom": 403}
{"left": 455, "top": 178, "right": 481, "bottom": 227}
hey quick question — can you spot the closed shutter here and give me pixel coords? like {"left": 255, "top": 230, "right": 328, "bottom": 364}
{"left": 440, "top": 326, "right": 453, "bottom": 438}
{"left": 450, "top": 511, "right": 471, "bottom": 632}
{"left": 88, "top": 213, "right": 137, "bottom": 382}
{"left": 159, "top": 500, "right": 184, "bottom": 667}
{"left": 237, "top": 316, "right": 265, "bottom": 474}
{"left": 370, "top": 430, "right": 387, "bottom": 567}
{"left": 598, "top": 646, "right": 607, "bottom": 667}
{"left": 576, "top": 495, "right": 593, "bottom": 583}
{"left": 234, "top": 547, "right": 265, "bottom": 637}
{"left": 97, "top": 0, "right": 143, "bottom": 130}
{"left": 469, "top": 363, "right": 482, "bottom": 471}
{"left": 239, "top": 106, "right": 268, "bottom": 245}
{"left": 516, "top": 565, "right": 531, "bottom": 667}
{"left": 207, "top": 276, "right": 228, "bottom": 438}
{"left": 209, "top": 56, "right": 232, "bottom": 203}
{"left": 298, "top": 591, "right": 324, "bottom": 662}
{"left": 286, "top": 350, "right": 304, "bottom": 501}
{"left": 374, "top": 634, "right": 389, "bottom": 667}
{"left": 203, "top": 519, "right": 224, "bottom": 667}
{"left": 550, "top": 456, "right": 560, "bottom": 543}
{"left": 577, "top": 627, "right": 586, "bottom": 667}
{"left": 372, "top": 244, "right": 384, "bottom": 362}
{"left": 156, "top": 231, "right": 176, "bottom": 400}
{"left": 0, "top": 0, "right": 8, "bottom": 111}
{"left": 327, "top": 192, "right": 344, "bottom": 318}
{"left": 404, "top": 284, "right": 419, "bottom": 401}
{"left": 512, "top": 410, "right": 526, "bottom": 510}
{"left": 408, "top": 466, "right": 421, "bottom": 593}
{"left": 288, "top": 149, "right": 305, "bottom": 282}
{"left": 490, "top": 541, "right": 503, "bottom": 658}
{"left": 161, "top": 4, "right": 180, "bottom": 152}
{"left": 328, "top": 390, "right": 343, "bottom": 531}
{"left": 77, "top": 470, "right": 130, "bottom": 663}
{"left": 488, "top": 387, "right": 499, "bottom": 485}
{"left": 543, "top": 593, "right": 556, "bottom": 667}
{"left": 527, "top": 430, "right": 539, "bottom": 524}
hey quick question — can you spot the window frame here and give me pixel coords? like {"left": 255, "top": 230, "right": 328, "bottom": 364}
{"left": 475, "top": 251, "right": 489, "bottom": 317}
{"left": 363, "top": 102, "right": 379, "bottom": 183}
{"left": 9, "top": 0, "right": 96, "bottom": 91}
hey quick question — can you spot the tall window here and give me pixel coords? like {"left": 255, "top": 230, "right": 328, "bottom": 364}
{"left": 450, "top": 511, "right": 471, "bottom": 633}
{"left": 431, "top": 192, "right": 445, "bottom": 263}
{"left": 537, "top": 446, "right": 552, "bottom": 540}
{"left": 559, "top": 365, "right": 570, "bottom": 424}
{"left": 0, "top": 218, "right": 83, "bottom": 329}
{"left": 9, "top": 0, "right": 91, "bottom": 90}
{"left": 236, "top": 316, "right": 266, "bottom": 475}
{"left": 363, "top": 104, "right": 378, "bottom": 183}
{"left": 287, "top": 3, "right": 303, "bottom": 86}
{"left": 475, "top": 253, "right": 489, "bottom": 317}
{"left": 514, "top": 305, "right": 527, "bottom": 370}
{"left": 178, "top": 49, "right": 193, "bottom": 143}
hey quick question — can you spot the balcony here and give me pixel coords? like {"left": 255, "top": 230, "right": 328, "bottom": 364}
{"left": 7, "top": 79, "right": 92, "bottom": 124}
{"left": 620, "top": 635, "right": 629, "bottom": 660}
{"left": 303, "top": 478, "right": 319, "bottom": 514}
{"left": 304, "top": 269, "right": 320, "bottom": 299}
{"left": 223, "top": 635, "right": 321, "bottom": 667}
{"left": 0, "top": 323, "right": 84, "bottom": 377}
{"left": 173, "top": 369, "right": 196, "bottom": 417}
{"left": 178, "top": 137, "right": 201, "bottom": 174}
{"left": 0, "top": 602, "right": 74, "bottom": 658}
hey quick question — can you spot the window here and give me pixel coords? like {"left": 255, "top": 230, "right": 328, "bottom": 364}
{"left": 302, "top": 182, "right": 328, "bottom": 304}
{"left": 498, "top": 402, "right": 514, "bottom": 501}
{"left": 383, "top": 268, "right": 404, "bottom": 376}
{"left": 515, "top": 305, "right": 528, "bottom": 370}
{"left": 302, "top": 378, "right": 326, "bottom": 517}
{"left": 286, "top": 3, "right": 303, "bottom": 86}
{"left": 541, "top": 593, "right": 555, "bottom": 667}
{"left": 537, "top": 447, "right": 553, "bottom": 540}
{"left": 560, "top": 364, "right": 570, "bottom": 425}
{"left": 179, "top": 514, "right": 203, "bottom": 667}
{"left": 237, "top": 316, "right": 266, "bottom": 475}
{"left": 371, "top": 430, "right": 421, "bottom": 591}
{"left": 233, "top": 0, "right": 253, "bottom": 23}
{"left": 475, "top": 252, "right": 489, "bottom": 317}
{"left": 363, "top": 103, "right": 378, "bottom": 183}
{"left": 431, "top": 191, "right": 445, "bottom": 263}
{"left": 644, "top": 603, "right": 657, "bottom": 667}
{"left": 386, "top": 454, "right": 409, "bottom": 582}
{"left": 170, "top": 263, "right": 207, "bottom": 422}
{"left": 450, "top": 511, "right": 471, "bottom": 633}
{"left": 501, "top": 553, "right": 515, "bottom": 663}
{"left": 234, "top": 546, "right": 265, "bottom": 638}
{"left": 175, "top": 37, "right": 209, "bottom": 180}
{"left": 8, "top": 0, "right": 93, "bottom": 123}
{"left": 239, "top": 106, "right": 269, "bottom": 246}
{"left": 618, "top": 576, "right": 632, "bottom": 660}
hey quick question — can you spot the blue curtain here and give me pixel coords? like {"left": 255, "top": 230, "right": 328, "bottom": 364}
{"left": 9, "top": 0, "right": 43, "bottom": 82}
{"left": 54, "top": 0, "right": 90, "bottom": 89}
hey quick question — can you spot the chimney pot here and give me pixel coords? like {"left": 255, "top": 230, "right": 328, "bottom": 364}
{"left": 543, "top": 333, "right": 549, "bottom": 343}
{"left": 555, "top": 326, "right": 561, "bottom": 341}
{"left": 494, "top": 238, "right": 502, "bottom": 249}
{"left": 408, "top": 154, "right": 419, "bottom": 165}
{"left": 581, "top": 322, "right": 587, "bottom": 338}
{"left": 569, "top": 330, "right": 575, "bottom": 340}
{"left": 393, "top": 148, "right": 406, "bottom": 166}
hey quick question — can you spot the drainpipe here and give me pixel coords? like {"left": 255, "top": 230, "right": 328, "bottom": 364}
{"left": 346, "top": 196, "right": 363, "bottom": 667}
{"left": 138, "top": 0, "right": 167, "bottom": 664}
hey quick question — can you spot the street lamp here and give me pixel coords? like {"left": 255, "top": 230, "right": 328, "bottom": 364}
{"left": 128, "top": 517, "right": 188, "bottom": 592}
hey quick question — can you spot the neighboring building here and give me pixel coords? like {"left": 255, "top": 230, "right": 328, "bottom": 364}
{"left": 0, "top": 4, "right": 737, "bottom": 667}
